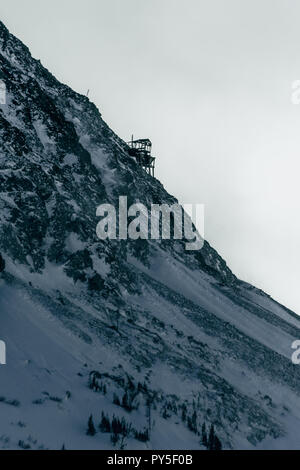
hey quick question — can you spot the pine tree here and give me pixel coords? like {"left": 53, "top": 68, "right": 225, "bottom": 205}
{"left": 99, "top": 412, "right": 111, "bottom": 433}
{"left": 113, "top": 393, "right": 121, "bottom": 406}
{"left": 86, "top": 414, "right": 96, "bottom": 436}
{"left": 208, "top": 424, "right": 215, "bottom": 450}
{"left": 146, "top": 396, "right": 153, "bottom": 436}
{"left": 134, "top": 428, "right": 149, "bottom": 442}
{"left": 122, "top": 391, "right": 129, "bottom": 410}
{"left": 89, "top": 374, "right": 96, "bottom": 390}
{"left": 162, "top": 407, "right": 169, "bottom": 419}
{"left": 127, "top": 376, "right": 135, "bottom": 391}
{"left": 181, "top": 404, "right": 187, "bottom": 422}
{"left": 214, "top": 435, "right": 222, "bottom": 451}
{"left": 187, "top": 410, "right": 198, "bottom": 434}
{"left": 207, "top": 424, "right": 222, "bottom": 450}
{"left": 111, "top": 432, "right": 119, "bottom": 446}
{"left": 201, "top": 422, "right": 208, "bottom": 447}
{"left": 0, "top": 254, "right": 5, "bottom": 273}
{"left": 191, "top": 410, "right": 198, "bottom": 434}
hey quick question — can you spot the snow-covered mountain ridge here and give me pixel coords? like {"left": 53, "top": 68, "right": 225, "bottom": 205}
{"left": 0, "top": 20, "right": 299, "bottom": 450}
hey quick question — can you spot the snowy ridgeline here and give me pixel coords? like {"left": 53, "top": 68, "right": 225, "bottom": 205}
{"left": 0, "top": 19, "right": 300, "bottom": 449}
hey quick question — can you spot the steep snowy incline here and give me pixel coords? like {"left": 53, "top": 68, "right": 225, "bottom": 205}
{"left": 0, "top": 20, "right": 299, "bottom": 450}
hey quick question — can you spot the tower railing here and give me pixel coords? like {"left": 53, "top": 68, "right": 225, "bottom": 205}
{"left": 127, "top": 136, "right": 156, "bottom": 177}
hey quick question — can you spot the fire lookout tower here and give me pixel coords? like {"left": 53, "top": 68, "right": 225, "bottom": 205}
{"left": 127, "top": 136, "right": 156, "bottom": 177}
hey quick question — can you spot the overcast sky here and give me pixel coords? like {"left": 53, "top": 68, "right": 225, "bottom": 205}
{"left": 1, "top": 0, "right": 299, "bottom": 314}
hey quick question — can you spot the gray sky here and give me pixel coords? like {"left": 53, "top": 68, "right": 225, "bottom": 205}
{"left": 1, "top": 0, "right": 300, "bottom": 314}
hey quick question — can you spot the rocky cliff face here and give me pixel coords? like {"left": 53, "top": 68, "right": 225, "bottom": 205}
{"left": 0, "top": 21, "right": 299, "bottom": 450}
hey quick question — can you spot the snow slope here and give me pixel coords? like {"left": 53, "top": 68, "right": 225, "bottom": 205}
{"left": 0, "top": 20, "right": 299, "bottom": 449}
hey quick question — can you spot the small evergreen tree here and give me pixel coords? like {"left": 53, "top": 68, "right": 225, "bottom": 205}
{"left": 87, "top": 414, "right": 96, "bottom": 436}
{"left": 0, "top": 254, "right": 5, "bottom": 273}
{"left": 89, "top": 374, "right": 96, "bottom": 390}
{"left": 113, "top": 393, "right": 121, "bottom": 406}
{"left": 201, "top": 422, "right": 208, "bottom": 447}
{"left": 208, "top": 424, "right": 215, "bottom": 450}
{"left": 111, "top": 432, "right": 119, "bottom": 446}
{"left": 181, "top": 404, "right": 187, "bottom": 422}
{"left": 99, "top": 412, "right": 111, "bottom": 433}
{"left": 146, "top": 396, "right": 153, "bottom": 436}
{"left": 162, "top": 406, "right": 169, "bottom": 419}
{"left": 191, "top": 410, "right": 198, "bottom": 433}
{"left": 122, "top": 391, "right": 129, "bottom": 410}
{"left": 214, "top": 435, "right": 222, "bottom": 451}
{"left": 187, "top": 410, "right": 198, "bottom": 434}
{"left": 134, "top": 428, "right": 149, "bottom": 442}
{"left": 207, "top": 424, "right": 222, "bottom": 450}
